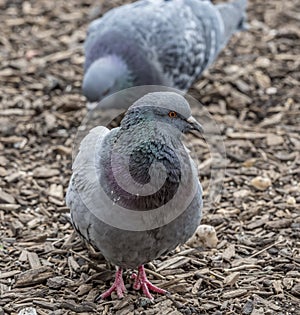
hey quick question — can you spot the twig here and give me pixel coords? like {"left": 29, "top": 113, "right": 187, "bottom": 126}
{"left": 224, "top": 265, "right": 261, "bottom": 272}
{"left": 144, "top": 267, "right": 166, "bottom": 280}
{"left": 249, "top": 239, "right": 285, "bottom": 258}
{"left": 209, "top": 270, "right": 225, "bottom": 280}
{"left": 69, "top": 249, "right": 105, "bottom": 270}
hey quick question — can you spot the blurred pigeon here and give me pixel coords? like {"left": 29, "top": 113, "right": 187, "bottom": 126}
{"left": 83, "top": 0, "right": 247, "bottom": 103}
{"left": 66, "top": 92, "right": 203, "bottom": 299}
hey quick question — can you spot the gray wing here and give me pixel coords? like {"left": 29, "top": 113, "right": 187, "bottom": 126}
{"left": 150, "top": 0, "right": 224, "bottom": 89}
{"left": 66, "top": 126, "right": 110, "bottom": 239}
{"left": 72, "top": 126, "right": 109, "bottom": 171}
{"left": 84, "top": 0, "right": 152, "bottom": 54}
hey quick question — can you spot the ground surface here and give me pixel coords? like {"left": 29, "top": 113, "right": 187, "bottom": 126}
{"left": 0, "top": 0, "right": 299, "bottom": 314}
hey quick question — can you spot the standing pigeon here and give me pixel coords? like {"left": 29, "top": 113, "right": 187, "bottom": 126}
{"left": 66, "top": 92, "right": 203, "bottom": 299}
{"left": 83, "top": 0, "right": 247, "bottom": 103}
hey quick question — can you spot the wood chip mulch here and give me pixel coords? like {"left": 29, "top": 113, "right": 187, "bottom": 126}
{"left": 0, "top": 0, "right": 299, "bottom": 314}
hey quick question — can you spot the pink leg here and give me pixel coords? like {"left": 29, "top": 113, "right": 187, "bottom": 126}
{"left": 131, "top": 265, "right": 167, "bottom": 300}
{"left": 100, "top": 267, "right": 126, "bottom": 299}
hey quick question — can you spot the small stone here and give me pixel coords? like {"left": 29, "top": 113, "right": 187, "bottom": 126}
{"left": 224, "top": 64, "right": 239, "bottom": 74}
{"left": 250, "top": 176, "right": 272, "bottom": 191}
{"left": 18, "top": 308, "right": 37, "bottom": 315}
{"left": 242, "top": 158, "right": 257, "bottom": 167}
{"left": 286, "top": 196, "right": 296, "bottom": 205}
{"left": 186, "top": 224, "right": 218, "bottom": 248}
{"left": 0, "top": 167, "right": 8, "bottom": 177}
{"left": 266, "top": 87, "right": 277, "bottom": 95}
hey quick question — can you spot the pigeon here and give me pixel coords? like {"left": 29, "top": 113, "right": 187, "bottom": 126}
{"left": 83, "top": 0, "right": 247, "bottom": 103}
{"left": 66, "top": 91, "right": 203, "bottom": 299}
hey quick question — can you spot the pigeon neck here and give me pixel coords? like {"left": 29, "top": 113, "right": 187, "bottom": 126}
{"left": 101, "top": 127, "right": 184, "bottom": 212}
{"left": 83, "top": 55, "right": 133, "bottom": 101}
{"left": 98, "top": 55, "right": 133, "bottom": 88}
{"left": 85, "top": 30, "right": 164, "bottom": 86}
{"left": 106, "top": 55, "right": 132, "bottom": 80}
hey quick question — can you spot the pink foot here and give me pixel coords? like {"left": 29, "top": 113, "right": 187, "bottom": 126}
{"left": 131, "top": 265, "right": 167, "bottom": 300}
{"left": 100, "top": 267, "right": 126, "bottom": 299}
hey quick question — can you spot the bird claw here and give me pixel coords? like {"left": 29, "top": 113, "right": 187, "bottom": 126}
{"left": 98, "top": 267, "right": 126, "bottom": 300}
{"left": 97, "top": 266, "right": 166, "bottom": 301}
{"left": 100, "top": 281, "right": 126, "bottom": 299}
{"left": 131, "top": 272, "right": 141, "bottom": 290}
{"left": 131, "top": 266, "right": 167, "bottom": 300}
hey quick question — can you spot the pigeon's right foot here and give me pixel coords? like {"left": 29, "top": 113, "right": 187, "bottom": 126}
{"left": 100, "top": 267, "right": 126, "bottom": 299}
{"left": 131, "top": 265, "right": 167, "bottom": 300}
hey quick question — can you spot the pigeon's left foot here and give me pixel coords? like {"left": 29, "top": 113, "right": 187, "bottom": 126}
{"left": 100, "top": 267, "right": 126, "bottom": 299}
{"left": 131, "top": 265, "right": 167, "bottom": 300}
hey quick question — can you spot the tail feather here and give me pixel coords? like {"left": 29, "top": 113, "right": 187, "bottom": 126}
{"left": 216, "top": 0, "right": 248, "bottom": 45}
{"left": 233, "top": 0, "right": 248, "bottom": 31}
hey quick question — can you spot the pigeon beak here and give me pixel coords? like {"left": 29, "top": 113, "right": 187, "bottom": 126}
{"left": 186, "top": 116, "right": 203, "bottom": 134}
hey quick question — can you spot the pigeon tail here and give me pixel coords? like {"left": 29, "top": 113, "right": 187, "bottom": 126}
{"left": 233, "top": 0, "right": 248, "bottom": 31}
{"left": 216, "top": 0, "right": 248, "bottom": 46}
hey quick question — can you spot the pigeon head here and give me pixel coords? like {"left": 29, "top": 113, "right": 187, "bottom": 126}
{"left": 82, "top": 55, "right": 133, "bottom": 102}
{"left": 120, "top": 92, "right": 203, "bottom": 135}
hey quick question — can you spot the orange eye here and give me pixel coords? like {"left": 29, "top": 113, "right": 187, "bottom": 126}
{"left": 168, "top": 111, "right": 177, "bottom": 118}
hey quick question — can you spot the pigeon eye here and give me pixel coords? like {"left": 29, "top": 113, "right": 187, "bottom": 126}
{"left": 168, "top": 111, "right": 177, "bottom": 118}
